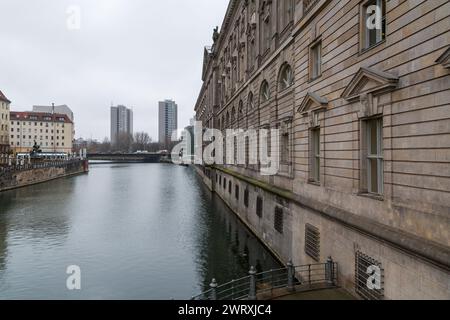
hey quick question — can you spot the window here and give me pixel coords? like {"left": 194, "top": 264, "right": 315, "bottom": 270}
{"left": 244, "top": 189, "right": 249, "bottom": 208}
{"left": 366, "top": 118, "right": 383, "bottom": 195}
{"left": 355, "top": 252, "right": 384, "bottom": 300}
{"left": 256, "top": 196, "right": 263, "bottom": 218}
{"left": 274, "top": 207, "right": 284, "bottom": 234}
{"left": 248, "top": 92, "right": 254, "bottom": 111}
{"left": 260, "top": 81, "right": 270, "bottom": 103}
{"left": 229, "top": 181, "right": 232, "bottom": 194}
{"left": 305, "top": 224, "right": 320, "bottom": 261}
{"left": 235, "top": 185, "right": 239, "bottom": 200}
{"left": 362, "top": 0, "right": 386, "bottom": 50}
{"left": 279, "top": 64, "right": 293, "bottom": 91}
{"left": 278, "top": 0, "right": 293, "bottom": 31}
{"left": 310, "top": 128, "right": 321, "bottom": 182}
{"left": 223, "top": 178, "right": 227, "bottom": 189}
{"left": 310, "top": 40, "right": 322, "bottom": 80}
{"left": 279, "top": 122, "right": 291, "bottom": 165}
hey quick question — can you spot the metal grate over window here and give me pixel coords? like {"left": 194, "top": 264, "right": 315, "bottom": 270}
{"left": 274, "top": 207, "right": 284, "bottom": 234}
{"left": 355, "top": 251, "right": 384, "bottom": 300}
{"left": 305, "top": 224, "right": 320, "bottom": 261}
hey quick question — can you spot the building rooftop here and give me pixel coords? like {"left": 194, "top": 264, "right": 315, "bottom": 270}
{"left": 10, "top": 111, "right": 73, "bottom": 124}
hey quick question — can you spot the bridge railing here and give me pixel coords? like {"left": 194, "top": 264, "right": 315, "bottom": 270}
{"left": 192, "top": 257, "right": 338, "bottom": 301}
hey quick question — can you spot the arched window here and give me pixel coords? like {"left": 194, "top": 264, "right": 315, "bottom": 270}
{"left": 239, "top": 100, "right": 244, "bottom": 116}
{"left": 231, "top": 107, "right": 236, "bottom": 123}
{"left": 226, "top": 112, "right": 230, "bottom": 127}
{"left": 260, "top": 81, "right": 270, "bottom": 103}
{"left": 279, "top": 64, "right": 293, "bottom": 91}
{"left": 248, "top": 92, "right": 254, "bottom": 111}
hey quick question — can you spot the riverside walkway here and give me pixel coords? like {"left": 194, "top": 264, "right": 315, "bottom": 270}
{"left": 192, "top": 258, "right": 355, "bottom": 300}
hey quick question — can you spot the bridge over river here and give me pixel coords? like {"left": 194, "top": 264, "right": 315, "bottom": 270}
{"left": 87, "top": 153, "right": 166, "bottom": 163}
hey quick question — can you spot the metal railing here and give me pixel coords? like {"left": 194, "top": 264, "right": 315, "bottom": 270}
{"left": 192, "top": 257, "right": 338, "bottom": 301}
{"left": 0, "top": 159, "right": 85, "bottom": 175}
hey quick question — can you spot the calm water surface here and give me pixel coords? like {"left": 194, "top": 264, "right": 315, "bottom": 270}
{"left": 0, "top": 163, "right": 280, "bottom": 299}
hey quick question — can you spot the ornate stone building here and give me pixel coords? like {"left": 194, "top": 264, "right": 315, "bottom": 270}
{"left": 194, "top": 0, "right": 450, "bottom": 299}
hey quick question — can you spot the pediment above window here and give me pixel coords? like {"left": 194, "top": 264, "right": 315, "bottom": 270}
{"left": 297, "top": 92, "right": 328, "bottom": 115}
{"left": 341, "top": 67, "right": 399, "bottom": 101}
{"left": 436, "top": 47, "right": 450, "bottom": 69}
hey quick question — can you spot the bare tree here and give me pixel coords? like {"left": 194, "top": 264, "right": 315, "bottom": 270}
{"left": 133, "top": 132, "right": 152, "bottom": 152}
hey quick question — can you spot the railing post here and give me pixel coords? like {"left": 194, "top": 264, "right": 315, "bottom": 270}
{"left": 308, "top": 264, "right": 312, "bottom": 286}
{"left": 287, "top": 260, "right": 295, "bottom": 292}
{"left": 248, "top": 266, "right": 257, "bottom": 301}
{"left": 210, "top": 279, "right": 218, "bottom": 301}
{"left": 326, "top": 256, "right": 335, "bottom": 286}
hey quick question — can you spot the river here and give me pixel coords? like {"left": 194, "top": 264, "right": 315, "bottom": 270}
{"left": 0, "top": 163, "right": 281, "bottom": 299}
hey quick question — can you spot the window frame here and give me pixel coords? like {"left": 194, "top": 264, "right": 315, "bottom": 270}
{"left": 279, "top": 64, "right": 294, "bottom": 91}
{"left": 360, "top": 0, "right": 386, "bottom": 51}
{"left": 260, "top": 81, "right": 270, "bottom": 103}
{"left": 310, "top": 126, "right": 321, "bottom": 183}
{"left": 309, "top": 39, "right": 322, "bottom": 81}
{"left": 366, "top": 117, "right": 384, "bottom": 195}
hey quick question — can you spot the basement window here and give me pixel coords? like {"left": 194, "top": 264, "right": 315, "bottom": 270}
{"left": 355, "top": 251, "right": 384, "bottom": 300}
{"left": 305, "top": 224, "right": 320, "bottom": 261}
{"left": 256, "top": 196, "right": 263, "bottom": 218}
{"left": 244, "top": 189, "right": 249, "bottom": 207}
{"left": 274, "top": 207, "right": 284, "bottom": 234}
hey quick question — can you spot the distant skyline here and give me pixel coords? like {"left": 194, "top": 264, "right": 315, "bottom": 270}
{"left": 0, "top": 0, "right": 229, "bottom": 141}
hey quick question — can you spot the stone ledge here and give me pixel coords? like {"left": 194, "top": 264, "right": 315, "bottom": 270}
{"left": 212, "top": 165, "right": 450, "bottom": 272}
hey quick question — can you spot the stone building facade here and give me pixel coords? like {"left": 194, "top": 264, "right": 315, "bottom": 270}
{"left": 10, "top": 111, "right": 74, "bottom": 154}
{"left": 0, "top": 90, "right": 11, "bottom": 157}
{"left": 194, "top": 0, "right": 450, "bottom": 299}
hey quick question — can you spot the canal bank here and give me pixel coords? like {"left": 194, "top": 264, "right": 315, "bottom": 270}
{"left": 194, "top": 165, "right": 285, "bottom": 266}
{"left": 194, "top": 165, "right": 450, "bottom": 300}
{"left": 0, "top": 160, "right": 89, "bottom": 193}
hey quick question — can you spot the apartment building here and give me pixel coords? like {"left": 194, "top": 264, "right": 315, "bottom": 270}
{"left": 10, "top": 111, "right": 74, "bottom": 154}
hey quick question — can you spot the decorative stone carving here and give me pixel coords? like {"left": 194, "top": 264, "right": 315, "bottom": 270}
{"left": 213, "top": 26, "right": 220, "bottom": 44}
{"left": 342, "top": 67, "right": 398, "bottom": 118}
{"left": 341, "top": 67, "right": 399, "bottom": 102}
{"left": 298, "top": 92, "right": 328, "bottom": 128}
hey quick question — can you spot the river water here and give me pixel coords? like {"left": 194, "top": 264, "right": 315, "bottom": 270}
{"left": 0, "top": 163, "right": 280, "bottom": 299}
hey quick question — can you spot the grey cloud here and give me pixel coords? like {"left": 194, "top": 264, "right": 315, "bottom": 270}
{"left": 0, "top": 0, "right": 228, "bottom": 140}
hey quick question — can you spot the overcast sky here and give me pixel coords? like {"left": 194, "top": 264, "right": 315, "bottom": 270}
{"left": 0, "top": 0, "right": 229, "bottom": 141}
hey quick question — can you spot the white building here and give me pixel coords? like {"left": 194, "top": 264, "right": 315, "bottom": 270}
{"left": 10, "top": 111, "right": 74, "bottom": 154}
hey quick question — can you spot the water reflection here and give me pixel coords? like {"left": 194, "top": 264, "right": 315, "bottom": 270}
{"left": 0, "top": 164, "right": 280, "bottom": 299}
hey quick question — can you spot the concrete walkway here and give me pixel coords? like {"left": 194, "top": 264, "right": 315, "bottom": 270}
{"left": 274, "top": 288, "right": 355, "bottom": 300}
